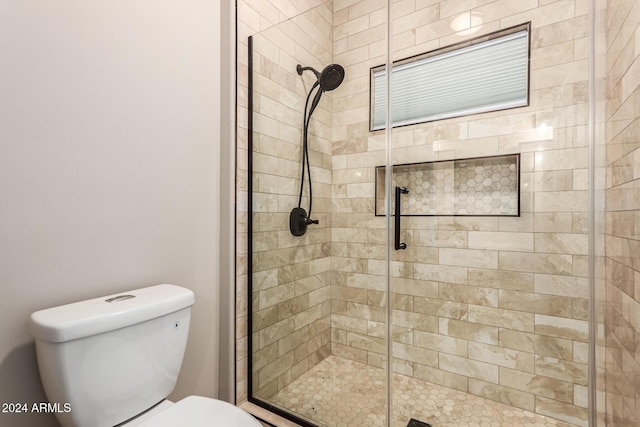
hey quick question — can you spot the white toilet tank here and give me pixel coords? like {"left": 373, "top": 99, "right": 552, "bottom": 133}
{"left": 29, "top": 284, "right": 195, "bottom": 427}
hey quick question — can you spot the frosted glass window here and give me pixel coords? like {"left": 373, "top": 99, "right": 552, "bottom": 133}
{"left": 371, "top": 25, "right": 530, "bottom": 130}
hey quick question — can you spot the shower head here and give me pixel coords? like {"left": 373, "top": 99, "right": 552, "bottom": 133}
{"left": 297, "top": 63, "right": 345, "bottom": 92}
{"left": 318, "top": 64, "right": 345, "bottom": 91}
{"left": 298, "top": 63, "right": 345, "bottom": 119}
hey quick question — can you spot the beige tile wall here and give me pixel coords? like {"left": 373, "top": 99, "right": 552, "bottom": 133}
{"left": 238, "top": 1, "right": 597, "bottom": 426}
{"left": 601, "top": 0, "right": 640, "bottom": 425}
{"left": 249, "top": 2, "right": 335, "bottom": 400}
{"left": 330, "top": 1, "right": 590, "bottom": 425}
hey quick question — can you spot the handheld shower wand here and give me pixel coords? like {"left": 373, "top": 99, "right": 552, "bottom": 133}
{"left": 290, "top": 63, "right": 345, "bottom": 237}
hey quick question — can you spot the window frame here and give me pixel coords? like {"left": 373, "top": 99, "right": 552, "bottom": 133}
{"left": 369, "top": 22, "right": 531, "bottom": 131}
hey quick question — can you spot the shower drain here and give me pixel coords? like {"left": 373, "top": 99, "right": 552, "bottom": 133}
{"left": 407, "top": 418, "right": 432, "bottom": 427}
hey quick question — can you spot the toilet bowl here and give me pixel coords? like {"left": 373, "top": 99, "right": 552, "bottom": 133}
{"left": 123, "top": 396, "right": 260, "bottom": 426}
{"left": 29, "top": 284, "right": 260, "bottom": 427}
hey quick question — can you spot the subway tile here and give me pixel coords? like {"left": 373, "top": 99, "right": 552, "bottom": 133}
{"left": 499, "top": 367, "right": 574, "bottom": 404}
{"left": 259, "top": 317, "right": 295, "bottom": 348}
{"left": 439, "top": 353, "right": 499, "bottom": 384}
{"left": 468, "top": 304, "right": 534, "bottom": 332}
{"left": 277, "top": 294, "right": 309, "bottom": 321}
{"left": 439, "top": 248, "right": 499, "bottom": 269}
{"left": 499, "top": 329, "right": 573, "bottom": 361}
{"left": 414, "top": 297, "right": 469, "bottom": 320}
{"left": 331, "top": 313, "right": 368, "bottom": 334}
{"left": 534, "top": 314, "right": 589, "bottom": 341}
{"left": 439, "top": 318, "right": 499, "bottom": 345}
{"left": 439, "top": 283, "right": 499, "bottom": 307}
{"left": 346, "top": 331, "right": 386, "bottom": 354}
{"left": 394, "top": 342, "right": 439, "bottom": 367}
{"left": 414, "top": 330, "right": 468, "bottom": 357}
{"left": 392, "top": 309, "right": 439, "bottom": 332}
{"left": 468, "top": 341, "right": 535, "bottom": 372}
{"left": 535, "top": 356, "right": 588, "bottom": 386}
{"left": 499, "top": 252, "right": 573, "bottom": 275}
{"left": 534, "top": 212, "right": 574, "bottom": 232}
{"left": 535, "top": 396, "right": 589, "bottom": 426}
{"left": 392, "top": 278, "right": 439, "bottom": 298}
{"left": 279, "top": 327, "right": 310, "bottom": 357}
{"left": 499, "top": 289, "right": 574, "bottom": 318}
{"left": 467, "top": 268, "right": 534, "bottom": 291}
{"left": 468, "top": 231, "right": 534, "bottom": 252}
{"left": 468, "top": 379, "right": 535, "bottom": 411}
{"left": 413, "top": 363, "right": 468, "bottom": 392}
{"left": 534, "top": 190, "right": 589, "bottom": 213}
{"left": 413, "top": 230, "right": 468, "bottom": 248}
{"left": 534, "top": 273, "right": 589, "bottom": 298}
{"left": 414, "top": 263, "right": 468, "bottom": 284}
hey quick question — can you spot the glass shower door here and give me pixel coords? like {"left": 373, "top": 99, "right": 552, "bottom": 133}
{"left": 387, "top": 2, "right": 591, "bottom": 426}
{"left": 247, "top": 2, "right": 391, "bottom": 426}
{"left": 246, "top": 1, "right": 592, "bottom": 426}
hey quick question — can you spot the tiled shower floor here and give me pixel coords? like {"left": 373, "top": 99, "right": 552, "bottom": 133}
{"left": 269, "top": 356, "right": 576, "bottom": 427}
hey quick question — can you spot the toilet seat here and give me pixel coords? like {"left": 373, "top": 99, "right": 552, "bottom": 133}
{"left": 134, "top": 396, "right": 261, "bottom": 427}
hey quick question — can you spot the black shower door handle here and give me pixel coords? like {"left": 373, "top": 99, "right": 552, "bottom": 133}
{"left": 395, "top": 186, "right": 409, "bottom": 250}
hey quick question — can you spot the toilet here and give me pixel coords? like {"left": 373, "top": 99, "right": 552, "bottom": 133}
{"left": 29, "top": 284, "right": 261, "bottom": 427}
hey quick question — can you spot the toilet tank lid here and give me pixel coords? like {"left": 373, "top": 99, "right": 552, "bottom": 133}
{"left": 29, "top": 284, "right": 195, "bottom": 343}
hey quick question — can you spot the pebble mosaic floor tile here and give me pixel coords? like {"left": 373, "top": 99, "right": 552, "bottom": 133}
{"left": 269, "top": 356, "right": 577, "bottom": 427}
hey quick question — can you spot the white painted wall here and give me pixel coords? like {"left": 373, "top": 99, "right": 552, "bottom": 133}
{"left": 0, "top": 1, "right": 227, "bottom": 426}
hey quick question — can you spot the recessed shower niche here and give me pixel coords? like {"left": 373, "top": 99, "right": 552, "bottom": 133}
{"left": 375, "top": 154, "right": 520, "bottom": 217}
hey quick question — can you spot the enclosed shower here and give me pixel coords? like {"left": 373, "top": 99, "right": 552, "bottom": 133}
{"left": 245, "top": 1, "right": 610, "bottom": 426}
